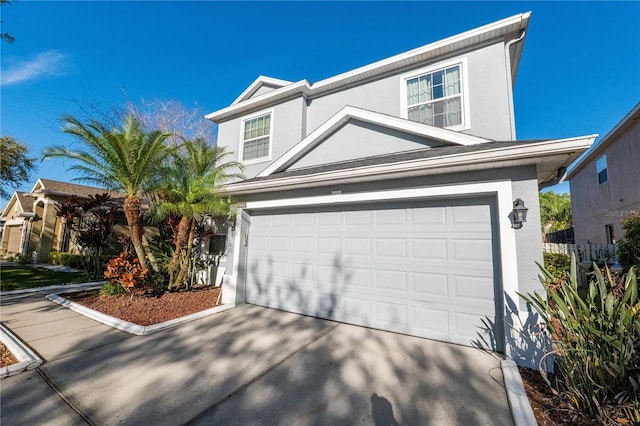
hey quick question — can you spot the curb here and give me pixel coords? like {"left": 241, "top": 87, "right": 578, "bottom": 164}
{"left": 45, "top": 293, "right": 236, "bottom": 335}
{"left": 501, "top": 359, "right": 537, "bottom": 426}
{"left": 0, "top": 324, "right": 43, "bottom": 378}
{"left": 1, "top": 281, "right": 106, "bottom": 296}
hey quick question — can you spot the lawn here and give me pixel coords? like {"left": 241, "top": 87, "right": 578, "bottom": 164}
{"left": 0, "top": 266, "right": 91, "bottom": 291}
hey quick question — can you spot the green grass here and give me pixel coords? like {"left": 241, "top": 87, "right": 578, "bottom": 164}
{"left": 0, "top": 266, "right": 91, "bottom": 291}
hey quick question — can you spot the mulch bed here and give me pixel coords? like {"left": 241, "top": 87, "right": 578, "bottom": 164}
{"left": 64, "top": 286, "right": 222, "bottom": 326}
{"left": 519, "top": 366, "right": 607, "bottom": 425}
{"left": 1, "top": 343, "right": 18, "bottom": 368}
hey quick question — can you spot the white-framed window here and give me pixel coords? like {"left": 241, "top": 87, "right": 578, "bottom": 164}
{"left": 240, "top": 111, "right": 272, "bottom": 163}
{"left": 596, "top": 155, "right": 608, "bottom": 185}
{"left": 401, "top": 59, "right": 468, "bottom": 130}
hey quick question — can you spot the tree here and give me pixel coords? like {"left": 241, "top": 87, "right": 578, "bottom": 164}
{"left": 618, "top": 213, "right": 640, "bottom": 271}
{"left": 539, "top": 191, "right": 572, "bottom": 237}
{"left": 1, "top": 0, "right": 16, "bottom": 44}
{"left": 0, "top": 136, "right": 36, "bottom": 199}
{"left": 147, "top": 139, "right": 242, "bottom": 290}
{"left": 56, "top": 193, "right": 118, "bottom": 279}
{"left": 42, "top": 114, "right": 171, "bottom": 270}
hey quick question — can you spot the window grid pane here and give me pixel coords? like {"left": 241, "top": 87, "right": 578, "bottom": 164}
{"left": 243, "top": 113, "right": 271, "bottom": 161}
{"left": 406, "top": 65, "right": 462, "bottom": 128}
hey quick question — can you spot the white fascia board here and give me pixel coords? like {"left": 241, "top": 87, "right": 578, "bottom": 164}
{"left": 206, "top": 13, "right": 531, "bottom": 123}
{"left": 225, "top": 134, "right": 596, "bottom": 194}
{"left": 566, "top": 102, "right": 640, "bottom": 179}
{"left": 1, "top": 193, "right": 19, "bottom": 218}
{"left": 313, "top": 12, "right": 530, "bottom": 93}
{"left": 206, "top": 80, "right": 311, "bottom": 122}
{"left": 257, "top": 106, "right": 491, "bottom": 177}
{"left": 231, "top": 76, "right": 295, "bottom": 105}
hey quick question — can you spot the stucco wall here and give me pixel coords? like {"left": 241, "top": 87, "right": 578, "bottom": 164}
{"left": 306, "top": 42, "right": 513, "bottom": 141}
{"left": 217, "top": 97, "right": 306, "bottom": 179}
{"left": 290, "top": 120, "right": 444, "bottom": 170}
{"left": 570, "top": 119, "right": 640, "bottom": 244}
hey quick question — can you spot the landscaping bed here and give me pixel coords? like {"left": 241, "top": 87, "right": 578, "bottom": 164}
{"left": 0, "top": 343, "right": 18, "bottom": 369}
{"left": 519, "top": 366, "right": 602, "bottom": 425}
{"left": 65, "top": 286, "right": 222, "bottom": 326}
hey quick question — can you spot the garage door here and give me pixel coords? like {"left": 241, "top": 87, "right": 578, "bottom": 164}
{"left": 244, "top": 198, "right": 501, "bottom": 350}
{"left": 5, "top": 225, "right": 23, "bottom": 254}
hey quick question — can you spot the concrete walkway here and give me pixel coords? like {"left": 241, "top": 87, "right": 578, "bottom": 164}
{"left": 1, "top": 290, "right": 513, "bottom": 425}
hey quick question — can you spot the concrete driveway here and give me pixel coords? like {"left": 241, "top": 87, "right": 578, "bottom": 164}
{"left": 1, "top": 291, "right": 512, "bottom": 425}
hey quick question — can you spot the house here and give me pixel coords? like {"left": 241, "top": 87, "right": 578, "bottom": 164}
{"left": 567, "top": 103, "right": 640, "bottom": 245}
{"left": 0, "top": 178, "right": 129, "bottom": 262}
{"left": 206, "top": 12, "right": 596, "bottom": 367}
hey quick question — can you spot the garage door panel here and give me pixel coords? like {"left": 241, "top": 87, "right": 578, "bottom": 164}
{"left": 411, "top": 207, "right": 446, "bottom": 224}
{"left": 411, "top": 238, "right": 448, "bottom": 260}
{"left": 344, "top": 238, "right": 372, "bottom": 256}
{"left": 375, "top": 238, "right": 407, "bottom": 258}
{"left": 453, "top": 275, "right": 495, "bottom": 302}
{"left": 452, "top": 239, "right": 493, "bottom": 263}
{"left": 411, "top": 272, "right": 449, "bottom": 297}
{"left": 245, "top": 198, "right": 500, "bottom": 350}
{"left": 376, "top": 270, "right": 408, "bottom": 292}
{"left": 375, "top": 209, "right": 407, "bottom": 226}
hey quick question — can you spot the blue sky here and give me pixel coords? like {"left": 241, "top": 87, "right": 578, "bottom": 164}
{"left": 1, "top": 1, "right": 639, "bottom": 208}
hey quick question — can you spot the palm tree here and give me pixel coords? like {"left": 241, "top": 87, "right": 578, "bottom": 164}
{"left": 43, "top": 114, "right": 171, "bottom": 270}
{"left": 147, "top": 138, "right": 242, "bottom": 290}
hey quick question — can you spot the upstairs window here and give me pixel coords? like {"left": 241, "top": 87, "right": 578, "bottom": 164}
{"left": 405, "top": 64, "right": 463, "bottom": 128}
{"left": 242, "top": 112, "right": 271, "bottom": 162}
{"left": 596, "top": 155, "right": 608, "bottom": 185}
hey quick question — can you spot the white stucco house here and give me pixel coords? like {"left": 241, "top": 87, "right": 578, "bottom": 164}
{"left": 207, "top": 12, "right": 596, "bottom": 367}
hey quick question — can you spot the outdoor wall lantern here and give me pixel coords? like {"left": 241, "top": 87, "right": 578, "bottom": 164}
{"left": 512, "top": 198, "right": 529, "bottom": 229}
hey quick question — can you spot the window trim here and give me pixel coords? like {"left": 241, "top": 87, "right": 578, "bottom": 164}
{"left": 400, "top": 57, "right": 470, "bottom": 131}
{"left": 239, "top": 109, "right": 274, "bottom": 165}
{"left": 596, "top": 154, "right": 608, "bottom": 185}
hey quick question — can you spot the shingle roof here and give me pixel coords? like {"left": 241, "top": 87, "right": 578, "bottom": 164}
{"left": 16, "top": 192, "right": 33, "bottom": 213}
{"left": 36, "top": 179, "right": 122, "bottom": 199}
{"left": 243, "top": 140, "right": 550, "bottom": 183}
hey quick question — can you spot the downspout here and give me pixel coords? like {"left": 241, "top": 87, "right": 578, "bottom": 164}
{"left": 504, "top": 31, "right": 526, "bottom": 140}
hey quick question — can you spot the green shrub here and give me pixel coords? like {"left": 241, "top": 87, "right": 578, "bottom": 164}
{"left": 619, "top": 213, "right": 640, "bottom": 272}
{"left": 543, "top": 252, "right": 571, "bottom": 280}
{"left": 50, "top": 252, "right": 84, "bottom": 269}
{"left": 521, "top": 256, "right": 640, "bottom": 422}
{"left": 15, "top": 253, "right": 32, "bottom": 265}
{"left": 99, "top": 282, "right": 127, "bottom": 296}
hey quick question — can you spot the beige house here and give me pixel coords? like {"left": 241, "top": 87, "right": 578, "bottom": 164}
{"left": 1, "top": 179, "right": 125, "bottom": 262}
{"left": 568, "top": 103, "right": 640, "bottom": 244}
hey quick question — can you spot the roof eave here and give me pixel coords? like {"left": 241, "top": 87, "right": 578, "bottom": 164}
{"left": 206, "top": 12, "right": 531, "bottom": 123}
{"left": 222, "top": 135, "right": 595, "bottom": 195}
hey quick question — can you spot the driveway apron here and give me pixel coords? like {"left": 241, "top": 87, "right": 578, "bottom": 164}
{"left": 1, "top": 292, "right": 512, "bottom": 425}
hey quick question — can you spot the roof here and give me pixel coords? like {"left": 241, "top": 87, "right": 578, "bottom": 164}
{"left": 32, "top": 178, "right": 122, "bottom": 199}
{"left": 206, "top": 12, "right": 531, "bottom": 123}
{"left": 0, "top": 191, "right": 32, "bottom": 219}
{"left": 566, "top": 102, "right": 640, "bottom": 179}
{"left": 222, "top": 135, "right": 596, "bottom": 195}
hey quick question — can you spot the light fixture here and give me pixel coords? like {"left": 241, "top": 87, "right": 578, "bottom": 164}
{"left": 512, "top": 199, "right": 528, "bottom": 229}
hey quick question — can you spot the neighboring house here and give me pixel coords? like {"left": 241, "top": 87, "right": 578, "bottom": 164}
{"left": 0, "top": 178, "right": 129, "bottom": 262}
{"left": 568, "top": 103, "right": 640, "bottom": 245}
{"left": 206, "top": 12, "right": 596, "bottom": 367}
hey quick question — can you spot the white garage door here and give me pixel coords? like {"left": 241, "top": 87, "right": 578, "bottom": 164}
{"left": 244, "top": 198, "right": 501, "bottom": 350}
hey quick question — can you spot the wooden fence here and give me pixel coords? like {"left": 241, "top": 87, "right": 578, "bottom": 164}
{"left": 543, "top": 243, "right": 618, "bottom": 263}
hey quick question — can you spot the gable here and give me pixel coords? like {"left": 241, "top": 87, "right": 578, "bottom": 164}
{"left": 258, "top": 106, "right": 490, "bottom": 177}
{"left": 232, "top": 76, "right": 294, "bottom": 105}
{"left": 289, "top": 120, "right": 447, "bottom": 171}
